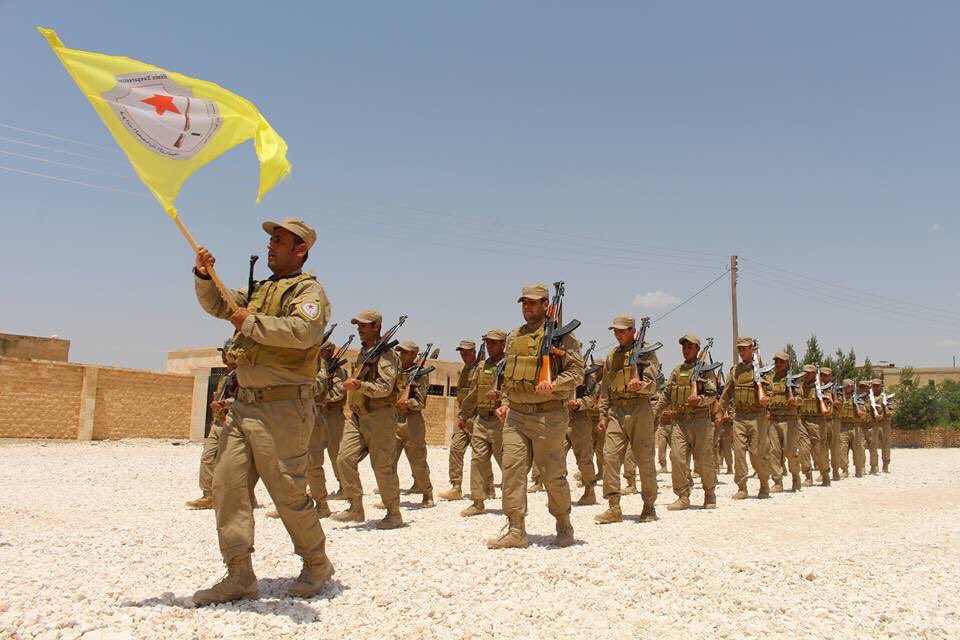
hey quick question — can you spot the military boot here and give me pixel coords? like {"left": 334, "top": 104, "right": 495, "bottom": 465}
{"left": 185, "top": 495, "right": 213, "bottom": 510}
{"left": 376, "top": 507, "right": 403, "bottom": 530}
{"left": 553, "top": 514, "right": 575, "bottom": 548}
{"left": 703, "top": 494, "right": 717, "bottom": 510}
{"left": 667, "top": 496, "right": 690, "bottom": 511}
{"left": 460, "top": 500, "right": 485, "bottom": 517}
{"left": 420, "top": 492, "right": 435, "bottom": 508}
{"left": 731, "top": 488, "right": 748, "bottom": 500}
{"left": 639, "top": 503, "right": 658, "bottom": 523}
{"left": 771, "top": 482, "right": 784, "bottom": 493}
{"left": 882, "top": 463, "right": 890, "bottom": 474}
{"left": 791, "top": 474, "right": 802, "bottom": 492}
{"left": 329, "top": 487, "right": 346, "bottom": 500}
{"left": 266, "top": 510, "right": 281, "bottom": 519}
{"left": 803, "top": 472, "right": 814, "bottom": 487}
{"left": 315, "top": 499, "right": 331, "bottom": 519}
{"left": 287, "top": 556, "right": 335, "bottom": 598}
{"left": 757, "top": 490, "right": 771, "bottom": 499}
{"left": 621, "top": 478, "right": 638, "bottom": 495}
{"left": 594, "top": 498, "right": 623, "bottom": 525}
{"left": 832, "top": 471, "right": 841, "bottom": 481}
{"left": 657, "top": 465, "right": 668, "bottom": 474}
{"left": 527, "top": 479, "right": 545, "bottom": 493}
{"left": 439, "top": 485, "right": 463, "bottom": 501}
{"left": 486, "top": 515, "right": 528, "bottom": 549}
{"left": 193, "top": 556, "right": 258, "bottom": 606}
{"left": 576, "top": 485, "right": 597, "bottom": 506}
{"left": 485, "top": 485, "right": 496, "bottom": 500}
{"left": 331, "top": 499, "right": 365, "bottom": 523}
{"left": 820, "top": 474, "right": 831, "bottom": 487}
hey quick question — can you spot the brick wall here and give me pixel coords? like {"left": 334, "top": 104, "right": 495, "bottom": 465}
{"left": 892, "top": 428, "right": 960, "bottom": 448}
{"left": 0, "top": 358, "right": 83, "bottom": 439}
{"left": 92, "top": 368, "right": 194, "bottom": 440}
{"left": 0, "top": 333, "right": 70, "bottom": 362}
{"left": 424, "top": 396, "right": 452, "bottom": 446}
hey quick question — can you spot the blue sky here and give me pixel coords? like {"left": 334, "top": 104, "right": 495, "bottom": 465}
{"left": 2, "top": 1, "right": 959, "bottom": 372}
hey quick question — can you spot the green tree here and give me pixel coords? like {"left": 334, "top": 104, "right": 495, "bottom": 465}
{"left": 784, "top": 343, "right": 799, "bottom": 369}
{"left": 802, "top": 335, "right": 824, "bottom": 365}
{"left": 856, "top": 356, "right": 876, "bottom": 382}
{"left": 892, "top": 382, "right": 945, "bottom": 429}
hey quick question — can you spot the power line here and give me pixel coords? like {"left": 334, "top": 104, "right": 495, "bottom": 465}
{"left": 0, "top": 122, "right": 120, "bottom": 153}
{"left": 0, "top": 149, "right": 136, "bottom": 181}
{"left": 0, "top": 135, "right": 127, "bottom": 165}
{"left": 0, "top": 164, "right": 145, "bottom": 197}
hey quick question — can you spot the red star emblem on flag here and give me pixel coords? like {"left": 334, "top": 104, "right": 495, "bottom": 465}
{"left": 141, "top": 94, "right": 181, "bottom": 116}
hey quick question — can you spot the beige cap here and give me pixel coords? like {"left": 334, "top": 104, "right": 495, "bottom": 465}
{"left": 517, "top": 284, "right": 549, "bottom": 302}
{"left": 678, "top": 334, "right": 701, "bottom": 347}
{"left": 483, "top": 329, "right": 508, "bottom": 341}
{"left": 608, "top": 315, "right": 636, "bottom": 330}
{"left": 820, "top": 367, "right": 833, "bottom": 376}
{"left": 262, "top": 217, "right": 317, "bottom": 250}
{"left": 397, "top": 341, "right": 419, "bottom": 353}
{"left": 843, "top": 378, "right": 854, "bottom": 386}
{"left": 319, "top": 340, "right": 335, "bottom": 352}
{"left": 455, "top": 340, "right": 476, "bottom": 351}
{"left": 872, "top": 378, "right": 882, "bottom": 385}
{"left": 350, "top": 309, "right": 382, "bottom": 325}
{"left": 802, "top": 364, "right": 817, "bottom": 373}
{"left": 857, "top": 380, "right": 869, "bottom": 387}
{"left": 773, "top": 351, "right": 790, "bottom": 362}
{"left": 736, "top": 336, "right": 754, "bottom": 347}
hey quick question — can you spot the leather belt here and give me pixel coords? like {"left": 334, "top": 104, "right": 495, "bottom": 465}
{"left": 509, "top": 400, "right": 563, "bottom": 414}
{"left": 236, "top": 384, "right": 314, "bottom": 404}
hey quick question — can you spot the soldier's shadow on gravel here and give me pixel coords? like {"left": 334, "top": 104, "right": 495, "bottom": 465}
{"left": 525, "top": 534, "right": 585, "bottom": 549}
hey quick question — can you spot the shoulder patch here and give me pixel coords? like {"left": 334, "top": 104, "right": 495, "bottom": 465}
{"left": 296, "top": 301, "right": 322, "bottom": 321}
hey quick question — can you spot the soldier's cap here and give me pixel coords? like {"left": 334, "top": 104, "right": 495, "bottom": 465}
{"left": 857, "top": 380, "right": 869, "bottom": 387}
{"left": 678, "top": 334, "right": 701, "bottom": 347}
{"left": 319, "top": 340, "right": 335, "bottom": 352}
{"left": 397, "top": 340, "right": 419, "bottom": 353}
{"left": 482, "top": 330, "right": 508, "bottom": 341}
{"left": 802, "top": 364, "right": 817, "bottom": 373}
{"left": 262, "top": 217, "right": 317, "bottom": 251}
{"left": 608, "top": 315, "right": 636, "bottom": 330}
{"left": 843, "top": 378, "right": 854, "bottom": 387}
{"left": 820, "top": 367, "right": 833, "bottom": 376}
{"left": 350, "top": 309, "right": 382, "bottom": 325}
{"left": 217, "top": 338, "right": 233, "bottom": 352}
{"left": 736, "top": 336, "right": 754, "bottom": 347}
{"left": 455, "top": 340, "right": 477, "bottom": 351}
{"left": 773, "top": 351, "right": 790, "bottom": 362}
{"left": 517, "top": 284, "right": 549, "bottom": 302}
{"left": 872, "top": 378, "right": 882, "bottom": 385}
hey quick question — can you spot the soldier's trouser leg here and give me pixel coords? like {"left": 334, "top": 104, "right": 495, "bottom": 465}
{"left": 398, "top": 415, "right": 432, "bottom": 494}
{"left": 601, "top": 409, "right": 627, "bottom": 499}
{"left": 623, "top": 447, "right": 637, "bottom": 483}
{"left": 865, "top": 424, "right": 879, "bottom": 472}
{"left": 470, "top": 426, "right": 494, "bottom": 502}
{"left": 306, "top": 412, "right": 329, "bottom": 500}
{"left": 324, "top": 409, "right": 345, "bottom": 487}
{"left": 838, "top": 425, "right": 855, "bottom": 474}
{"left": 798, "top": 418, "right": 814, "bottom": 475}
{"left": 623, "top": 402, "right": 657, "bottom": 507}
{"left": 721, "top": 435, "right": 733, "bottom": 471}
{"left": 448, "top": 426, "right": 472, "bottom": 487}
{"left": 814, "top": 418, "right": 832, "bottom": 482}
{"left": 656, "top": 425, "right": 669, "bottom": 469}
{"left": 830, "top": 419, "right": 842, "bottom": 477}
{"left": 880, "top": 418, "right": 892, "bottom": 469}
{"left": 767, "top": 419, "right": 787, "bottom": 484}
{"left": 213, "top": 399, "right": 327, "bottom": 563}
{"left": 670, "top": 420, "right": 691, "bottom": 498}
{"left": 199, "top": 423, "right": 222, "bottom": 496}
{"left": 502, "top": 407, "right": 571, "bottom": 519}
{"left": 688, "top": 414, "right": 717, "bottom": 498}
{"left": 852, "top": 426, "right": 866, "bottom": 475}
{"left": 569, "top": 412, "right": 599, "bottom": 486}
{"left": 733, "top": 412, "right": 769, "bottom": 493}
{"left": 338, "top": 408, "right": 401, "bottom": 508}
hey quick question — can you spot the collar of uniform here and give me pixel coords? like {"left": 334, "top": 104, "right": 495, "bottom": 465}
{"left": 266, "top": 270, "right": 303, "bottom": 282}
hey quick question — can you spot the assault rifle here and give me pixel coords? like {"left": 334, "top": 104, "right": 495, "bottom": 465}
{"left": 321, "top": 322, "right": 337, "bottom": 346}
{"left": 708, "top": 350, "right": 725, "bottom": 397}
{"left": 868, "top": 385, "right": 881, "bottom": 418}
{"left": 216, "top": 370, "right": 238, "bottom": 402}
{"left": 399, "top": 343, "right": 434, "bottom": 403}
{"left": 688, "top": 337, "right": 722, "bottom": 402}
{"left": 628, "top": 317, "right": 664, "bottom": 386}
{"left": 881, "top": 391, "right": 895, "bottom": 412}
{"left": 751, "top": 339, "right": 773, "bottom": 404}
{"left": 536, "top": 282, "right": 581, "bottom": 385}
{"left": 350, "top": 315, "right": 407, "bottom": 379}
{"left": 476, "top": 337, "right": 487, "bottom": 364}
{"left": 814, "top": 365, "right": 829, "bottom": 415}
{"left": 247, "top": 255, "right": 259, "bottom": 301}
{"left": 784, "top": 366, "right": 804, "bottom": 402}
{"left": 578, "top": 340, "right": 600, "bottom": 398}
{"left": 326, "top": 334, "right": 354, "bottom": 375}
{"left": 490, "top": 355, "right": 508, "bottom": 396}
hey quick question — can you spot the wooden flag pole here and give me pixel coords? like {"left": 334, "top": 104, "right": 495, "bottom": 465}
{"left": 173, "top": 214, "right": 240, "bottom": 313}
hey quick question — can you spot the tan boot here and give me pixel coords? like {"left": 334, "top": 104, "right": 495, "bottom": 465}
{"left": 576, "top": 485, "right": 597, "bottom": 506}
{"left": 639, "top": 503, "right": 658, "bottom": 523}
{"left": 460, "top": 501, "right": 485, "bottom": 517}
{"left": 771, "top": 483, "right": 784, "bottom": 493}
{"left": 882, "top": 463, "right": 890, "bottom": 473}
{"left": 266, "top": 510, "right": 280, "bottom": 519}
{"left": 791, "top": 474, "right": 802, "bottom": 492}
{"left": 731, "top": 489, "right": 748, "bottom": 500}
{"left": 315, "top": 500, "right": 331, "bottom": 519}
{"left": 185, "top": 495, "right": 213, "bottom": 510}
{"left": 667, "top": 497, "right": 690, "bottom": 511}
{"left": 553, "top": 514, "right": 575, "bottom": 548}
{"left": 329, "top": 487, "right": 346, "bottom": 500}
{"left": 287, "top": 556, "right": 335, "bottom": 598}
{"left": 487, "top": 515, "right": 528, "bottom": 549}
{"left": 372, "top": 501, "right": 386, "bottom": 510}
{"left": 594, "top": 498, "right": 623, "bottom": 525}
{"left": 420, "top": 492, "right": 435, "bottom": 508}
{"left": 803, "top": 473, "right": 813, "bottom": 487}
{"left": 621, "top": 480, "right": 638, "bottom": 495}
{"left": 703, "top": 494, "right": 717, "bottom": 510}
{"left": 757, "top": 488, "right": 771, "bottom": 499}
{"left": 376, "top": 508, "right": 403, "bottom": 530}
{"left": 657, "top": 465, "right": 667, "bottom": 474}
{"left": 331, "top": 499, "right": 365, "bottom": 523}
{"left": 527, "top": 480, "right": 544, "bottom": 493}
{"left": 485, "top": 486, "right": 496, "bottom": 500}
{"left": 439, "top": 485, "right": 463, "bottom": 501}
{"left": 193, "top": 556, "right": 258, "bottom": 606}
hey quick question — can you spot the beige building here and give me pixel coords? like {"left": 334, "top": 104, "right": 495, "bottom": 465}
{"left": 876, "top": 366, "right": 960, "bottom": 388}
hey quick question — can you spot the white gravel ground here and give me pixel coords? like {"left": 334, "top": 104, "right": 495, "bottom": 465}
{"left": 1, "top": 440, "right": 958, "bottom": 640}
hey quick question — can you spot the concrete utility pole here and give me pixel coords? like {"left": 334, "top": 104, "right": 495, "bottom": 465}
{"left": 730, "top": 255, "right": 739, "bottom": 366}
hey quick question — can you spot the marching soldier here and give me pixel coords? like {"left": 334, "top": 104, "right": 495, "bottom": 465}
{"left": 567, "top": 359, "right": 604, "bottom": 506}
{"left": 654, "top": 397, "right": 672, "bottom": 475}
{"left": 439, "top": 340, "right": 480, "bottom": 500}
{"left": 320, "top": 341, "right": 348, "bottom": 499}
{"left": 819, "top": 367, "right": 842, "bottom": 482}
{"left": 714, "top": 412, "right": 734, "bottom": 474}
{"left": 191, "top": 217, "right": 334, "bottom": 604}
{"left": 595, "top": 315, "right": 660, "bottom": 525}
{"left": 874, "top": 378, "right": 894, "bottom": 473}
{"left": 798, "top": 365, "right": 831, "bottom": 487}
{"left": 817, "top": 367, "right": 836, "bottom": 486}
{"left": 717, "top": 337, "right": 771, "bottom": 500}
{"left": 487, "top": 284, "right": 583, "bottom": 549}
{"left": 333, "top": 309, "right": 404, "bottom": 529}
{"left": 393, "top": 341, "right": 434, "bottom": 507}
{"left": 837, "top": 379, "right": 864, "bottom": 477}
{"left": 653, "top": 335, "right": 718, "bottom": 510}
{"left": 764, "top": 352, "right": 802, "bottom": 492}
{"left": 859, "top": 380, "right": 880, "bottom": 474}
{"left": 297, "top": 339, "right": 339, "bottom": 520}
{"left": 459, "top": 330, "right": 508, "bottom": 517}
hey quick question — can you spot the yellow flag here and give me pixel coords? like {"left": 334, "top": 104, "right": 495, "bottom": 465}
{"left": 38, "top": 27, "right": 291, "bottom": 218}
